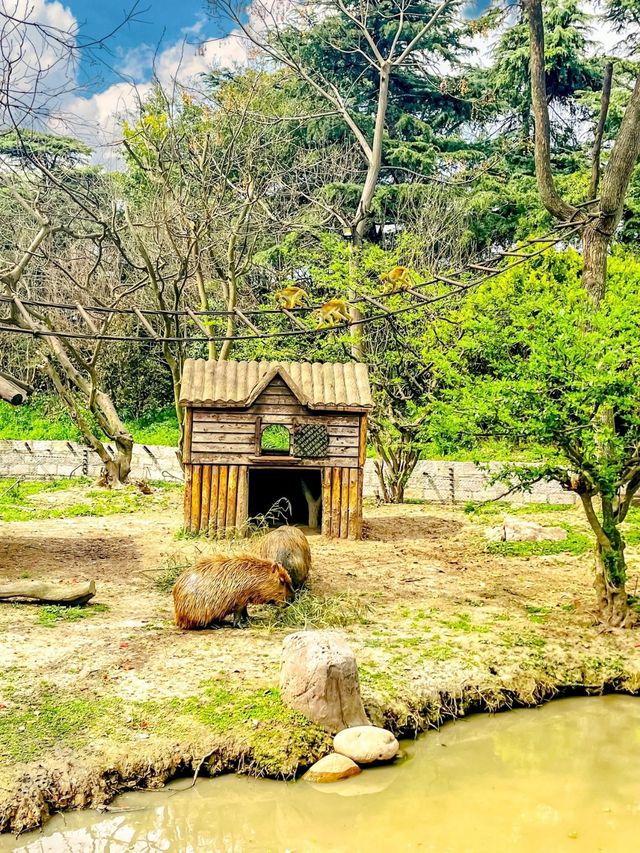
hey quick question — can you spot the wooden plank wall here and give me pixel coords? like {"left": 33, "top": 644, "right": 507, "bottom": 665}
{"left": 189, "top": 376, "right": 363, "bottom": 468}
{"left": 321, "top": 466, "right": 363, "bottom": 540}
{"left": 184, "top": 464, "right": 249, "bottom": 536}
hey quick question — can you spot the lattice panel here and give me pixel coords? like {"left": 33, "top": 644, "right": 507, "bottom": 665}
{"left": 293, "top": 424, "right": 329, "bottom": 458}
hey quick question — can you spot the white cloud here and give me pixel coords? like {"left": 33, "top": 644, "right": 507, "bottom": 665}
{"left": 1, "top": 0, "right": 79, "bottom": 127}
{"left": 2, "top": 0, "right": 251, "bottom": 167}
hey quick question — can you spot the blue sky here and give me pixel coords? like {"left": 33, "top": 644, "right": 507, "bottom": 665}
{"left": 70, "top": 0, "right": 226, "bottom": 90}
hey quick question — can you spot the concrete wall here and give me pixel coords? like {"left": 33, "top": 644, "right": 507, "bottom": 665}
{"left": 0, "top": 439, "right": 578, "bottom": 506}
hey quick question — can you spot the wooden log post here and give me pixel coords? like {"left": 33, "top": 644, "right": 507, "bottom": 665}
{"left": 331, "top": 467, "right": 342, "bottom": 538}
{"left": 200, "top": 465, "right": 212, "bottom": 534}
{"left": 209, "top": 466, "right": 220, "bottom": 537}
{"left": 340, "top": 467, "right": 350, "bottom": 538}
{"left": 216, "top": 465, "right": 229, "bottom": 537}
{"left": 0, "top": 580, "right": 96, "bottom": 606}
{"left": 226, "top": 465, "right": 239, "bottom": 537}
{"left": 348, "top": 468, "right": 360, "bottom": 540}
{"left": 236, "top": 466, "right": 249, "bottom": 535}
{"left": 322, "top": 468, "right": 332, "bottom": 537}
{"left": 191, "top": 464, "right": 202, "bottom": 533}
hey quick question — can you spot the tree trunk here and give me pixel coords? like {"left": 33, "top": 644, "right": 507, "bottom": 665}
{"left": 593, "top": 541, "right": 635, "bottom": 628}
{"left": 580, "top": 493, "right": 634, "bottom": 627}
{"left": 373, "top": 439, "right": 419, "bottom": 504}
{"left": 581, "top": 222, "right": 610, "bottom": 303}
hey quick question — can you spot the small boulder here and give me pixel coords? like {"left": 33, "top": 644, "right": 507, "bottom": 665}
{"left": 333, "top": 725, "right": 399, "bottom": 764}
{"left": 303, "top": 753, "right": 361, "bottom": 783}
{"left": 280, "top": 631, "right": 370, "bottom": 732}
{"left": 485, "top": 516, "right": 567, "bottom": 543}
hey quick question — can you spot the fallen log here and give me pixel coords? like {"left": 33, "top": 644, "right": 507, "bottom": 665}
{"left": 0, "top": 580, "right": 96, "bottom": 606}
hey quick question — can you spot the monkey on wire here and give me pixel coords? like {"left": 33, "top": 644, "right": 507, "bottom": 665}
{"left": 314, "top": 298, "right": 353, "bottom": 328}
{"left": 277, "top": 284, "right": 308, "bottom": 309}
{"left": 379, "top": 265, "right": 416, "bottom": 293}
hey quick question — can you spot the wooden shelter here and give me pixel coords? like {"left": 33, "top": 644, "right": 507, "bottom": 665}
{"left": 180, "top": 359, "right": 372, "bottom": 539}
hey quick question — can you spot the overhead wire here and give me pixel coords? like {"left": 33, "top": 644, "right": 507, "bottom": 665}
{"left": 0, "top": 213, "right": 593, "bottom": 345}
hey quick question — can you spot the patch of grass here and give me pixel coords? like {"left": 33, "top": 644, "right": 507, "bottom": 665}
{"left": 0, "top": 682, "right": 329, "bottom": 774}
{"left": 464, "top": 500, "right": 575, "bottom": 520}
{"left": 0, "top": 690, "right": 124, "bottom": 762}
{"left": 0, "top": 479, "right": 179, "bottom": 522}
{"left": 440, "top": 612, "right": 490, "bottom": 633}
{"left": 525, "top": 605, "right": 552, "bottom": 624}
{"left": 126, "top": 407, "right": 180, "bottom": 446}
{"left": 499, "top": 630, "right": 546, "bottom": 649}
{"left": 486, "top": 525, "right": 591, "bottom": 557}
{"left": 36, "top": 603, "right": 110, "bottom": 626}
{"left": 253, "top": 589, "right": 373, "bottom": 630}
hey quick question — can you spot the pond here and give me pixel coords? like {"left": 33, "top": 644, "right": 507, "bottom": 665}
{"left": 4, "top": 695, "right": 640, "bottom": 852}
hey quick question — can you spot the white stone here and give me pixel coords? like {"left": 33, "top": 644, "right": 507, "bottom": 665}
{"left": 333, "top": 725, "right": 399, "bottom": 764}
{"left": 485, "top": 516, "right": 568, "bottom": 543}
{"left": 302, "top": 753, "right": 361, "bottom": 783}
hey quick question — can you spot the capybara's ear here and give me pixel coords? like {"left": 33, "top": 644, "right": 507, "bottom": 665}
{"left": 276, "top": 563, "right": 292, "bottom": 587}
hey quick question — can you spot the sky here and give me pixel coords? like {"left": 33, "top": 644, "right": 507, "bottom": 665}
{"left": 2, "top": 0, "right": 245, "bottom": 166}
{"left": 3, "top": 0, "right": 622, "bottom": 167}
{"left": 69, "top": 0, "right": 227, "bottom": 92}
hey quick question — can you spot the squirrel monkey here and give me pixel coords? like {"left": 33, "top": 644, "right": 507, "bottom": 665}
{"left": 314, "top": 298, "right": 352, "bottom": 328}
{"left": 379, "top": 265, "right": 416, "bottom": 293}
{"left": 277, "top": 284, "right": 308, "bottom": 309}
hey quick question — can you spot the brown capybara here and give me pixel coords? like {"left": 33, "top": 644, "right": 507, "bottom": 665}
{"left": 173, "top": 555, "right": 293, "bottom": 629}
{"left": 257, "top": 525, "right": 311, "bottom": 589}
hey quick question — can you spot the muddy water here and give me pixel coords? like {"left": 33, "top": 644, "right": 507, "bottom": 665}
{"left": 5, "top": 695, "right": 640, "bottom": 853}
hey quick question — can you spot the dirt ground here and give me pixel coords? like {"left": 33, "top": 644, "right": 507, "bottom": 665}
{"left": 1, "top": 490, "right": 640, "bottom": 832}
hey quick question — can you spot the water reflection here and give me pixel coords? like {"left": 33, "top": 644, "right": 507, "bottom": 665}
{"left": 6, "top": 695, "right": 640, "bottom": 853}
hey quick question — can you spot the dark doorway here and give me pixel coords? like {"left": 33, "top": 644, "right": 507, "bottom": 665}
{"left": 248, "top": 467, "right": 322, "bottom": 528}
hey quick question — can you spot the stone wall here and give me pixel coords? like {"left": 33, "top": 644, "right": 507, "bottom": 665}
{"left": 364, "top": 459, "right": 579, "bottom": 506}
{"left": 0, "top": 440, "right": 578, "bottom": 505}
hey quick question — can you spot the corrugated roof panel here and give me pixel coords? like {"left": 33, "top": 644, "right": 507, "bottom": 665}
{"left": 180, "top": 360, "right": 372, "bottom": 410}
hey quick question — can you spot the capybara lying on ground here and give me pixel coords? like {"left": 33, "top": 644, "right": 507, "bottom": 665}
{"left": 173, "top": 555, "right": 293, "bottom": 629}
{"left": 257, "top": 525, "right": 311, "bottom": 589}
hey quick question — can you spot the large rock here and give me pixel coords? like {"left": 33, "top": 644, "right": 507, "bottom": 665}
{"left": 333, "top": 725, "right": 399, "bottom": 764}
{"left": 302, "top": 753, "right": 361, "bottom": 783}
{"left": 280, "top": 631, "right": 370, "bottom": 732}
{"left": 485, "top": 516, "right": 567, "bottom": 543}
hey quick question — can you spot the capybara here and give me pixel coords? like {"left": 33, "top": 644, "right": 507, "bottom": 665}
{"left": 257, "top": 525, "right": 311, "bottom": 589}
{"left": 173, "top": 555, "right": 293, "bottom": 629}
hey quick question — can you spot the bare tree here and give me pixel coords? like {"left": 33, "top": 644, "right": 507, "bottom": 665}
{"left": 1, "top": 1, "right": 142, "bottom": 132}
{"left": 121, "top": 77, "right": 298, "bottom": 446}
{"left": 0, "top": 157, "right": 135, "bottom": 485}
{"left": 211, "top": 0, "right": 455, "bottom": 356}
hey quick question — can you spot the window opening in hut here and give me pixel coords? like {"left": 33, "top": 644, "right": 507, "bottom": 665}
{"left": 248, "top": 468, "right": 322, "bottom": 528}
{"left": 260, "top": 424, "right": 291, "bottom": 456}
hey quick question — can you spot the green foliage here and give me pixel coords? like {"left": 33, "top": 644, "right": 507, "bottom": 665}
{"left": 37, "top": 604, "right": 110, "bottom": 626}
{"left": 0, "top": 396, "right": 180, "bottom": 446}
{"left": 433, "top": 248, "right": 640, "bottom": 499}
